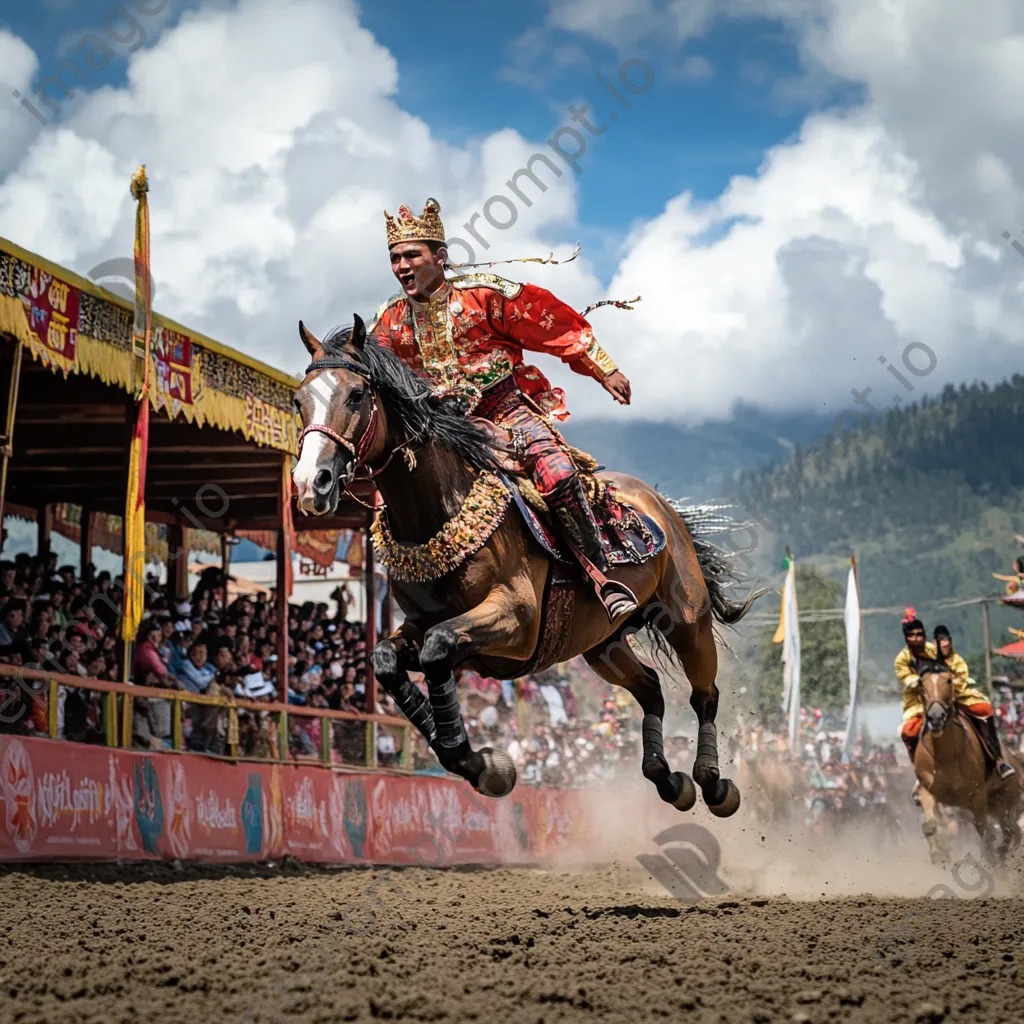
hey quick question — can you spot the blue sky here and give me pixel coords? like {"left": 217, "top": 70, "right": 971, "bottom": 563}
{"left": 3, "top": 1, "right": 1014, "bottom": 423}
{"left": 3, "top": 0, "right": 842, "bottom": 275}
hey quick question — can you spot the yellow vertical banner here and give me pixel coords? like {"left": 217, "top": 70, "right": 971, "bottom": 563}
{"left": 120, "top": 166, "right": 153, "bottom": 644}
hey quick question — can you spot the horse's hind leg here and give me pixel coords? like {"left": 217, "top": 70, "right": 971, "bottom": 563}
{"left": 583, "top": 630, "right": 696, "bottom": 812}
{"left": 660, "top": 610, "right": 740, "bottom": 817}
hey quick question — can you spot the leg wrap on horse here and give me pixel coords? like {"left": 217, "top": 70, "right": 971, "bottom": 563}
{"left": 694, "top": 721, "right": 719, "bottom": 784}
{"left": 642, "top": 714, "right": 666, "bottom": 761}
{"left": 427, "top": 673, "right": 468, "bottom": 751}
{"left": 390, "top": 679, "right": 437, "bottom": 746}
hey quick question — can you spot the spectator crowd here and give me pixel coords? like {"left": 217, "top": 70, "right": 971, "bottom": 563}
{"left": 0, "top": 552, "right": 388, "bottom": 762}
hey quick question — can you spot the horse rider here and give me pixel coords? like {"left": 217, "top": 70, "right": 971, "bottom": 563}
{"left": 368, "top": 197, "right": 637, "bottom": 618}
{"left": 897, "top": 612, "right": 1014, "bottom": 802}
{"left": 933, "top": 623, "right": 1014, "bottom": 780}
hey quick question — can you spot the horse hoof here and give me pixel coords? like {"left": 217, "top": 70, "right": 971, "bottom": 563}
{"left": 705, "top": 778, "right": 741, "bottom": 818}
{"left": 475, "top": 747, "right": 517, "bottom": 798}
{"left": 669, "top": 772, "right": 697, "bottom": 812}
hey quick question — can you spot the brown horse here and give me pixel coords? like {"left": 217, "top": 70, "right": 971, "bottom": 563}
{"left": 291, "top": 316, "right": 763, "bottom": 814}
{"left": 736, "top": 730, "right": 804, "bottom": 824}
{"left": 913, "top": 659, "right": 1022, "bottom": 864}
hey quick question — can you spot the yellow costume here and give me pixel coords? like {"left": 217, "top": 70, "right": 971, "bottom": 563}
{"left": 897, "top": 644, "right": 988, "bottom": 722}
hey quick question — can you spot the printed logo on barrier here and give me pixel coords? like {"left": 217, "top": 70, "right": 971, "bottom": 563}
{"left": 1, "top": 739, "right": 38, "bottom": 854}
{"left": 343, "top": 779, "right": 367, "bottom": 859}
{"left": 133, "top": 758, "right": 164, "bottom": 855}
{"left": 108, "top": 755, "right": 138, "bottom": 854}
{"left": 328, "top": 777, "right": 347, "bottom": 857}
{"left": 636, "top": 824, "right": 730, "bottom": 903}
{"left": 167, "top": 761, "right": 191, "bottom": 860}
{"left": 241, "top": 773, "right": 264, "bottom": 856}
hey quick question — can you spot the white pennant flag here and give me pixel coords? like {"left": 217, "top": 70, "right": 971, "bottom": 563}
{"left": 781, "top": 557, "right": 801, "bottom": 752}
{"left": 842, "top": 557, "right": 861, "bottom": 761}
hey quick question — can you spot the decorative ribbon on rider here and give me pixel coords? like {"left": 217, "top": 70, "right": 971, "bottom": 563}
{"left": 370, "top": 471, "right": 511, "bottom": 581}
{"left": 446, "top": 243, "right": 581, "bottom": 271}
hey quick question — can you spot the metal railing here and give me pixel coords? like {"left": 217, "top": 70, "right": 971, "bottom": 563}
{"left": 0, "top": 664, "right": 414, "bottom": 771}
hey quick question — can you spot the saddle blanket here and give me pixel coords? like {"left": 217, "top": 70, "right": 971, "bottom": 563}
{"left": 499, "top": 472, "right": 666, "bottom": 566}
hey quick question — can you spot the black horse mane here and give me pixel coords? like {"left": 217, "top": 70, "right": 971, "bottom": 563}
{"left": 321, "top": 324, "right": 506, "bottom": 474}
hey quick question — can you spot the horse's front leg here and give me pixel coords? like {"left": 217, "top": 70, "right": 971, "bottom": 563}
{"left": 918, "top": 786, "right": 945, "bottom": 865}
{"left": 371, "top": 622, "right": 436, "bottom": 745}
{"left": 419, "top": 594, "right": 523, "bottom": 798}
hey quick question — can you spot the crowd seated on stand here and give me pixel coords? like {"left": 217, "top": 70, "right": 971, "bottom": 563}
{"left": 0, "top": 552, "right": 393, "bottom": 763}
{"left": 0, "top": 550, "right": 661, "bottom": 784}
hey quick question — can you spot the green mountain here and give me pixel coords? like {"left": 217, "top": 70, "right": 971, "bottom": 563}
{"left": 562, "top": 402, "right": 833, "bottom": 499}
{"left": 731, "top": 377, "right": 1024, "bottom": 683}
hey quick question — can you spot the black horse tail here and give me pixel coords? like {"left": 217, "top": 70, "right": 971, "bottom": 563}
{"left": 665, "top": 499, "right": 769, "bottom": 627}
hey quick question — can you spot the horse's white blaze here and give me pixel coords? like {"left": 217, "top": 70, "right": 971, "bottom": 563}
{"left": 293, "top": 373, "right": 338, "bottom": 509}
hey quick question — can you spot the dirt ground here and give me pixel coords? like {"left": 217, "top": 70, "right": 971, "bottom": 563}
{"left": 1, "top": 859, "right": 1023, "bottom": 1024}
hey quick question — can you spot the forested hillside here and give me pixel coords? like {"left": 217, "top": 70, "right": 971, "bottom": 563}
{"left": 734, "top": 376, "right": 1024, "bottom": 672}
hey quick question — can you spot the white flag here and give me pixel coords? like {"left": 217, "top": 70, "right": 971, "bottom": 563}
{"left": 842, "top": 560, "right": 861, "bottom": 760}
{"left": 781, "top": 559, "right": 801, "bottom": 751}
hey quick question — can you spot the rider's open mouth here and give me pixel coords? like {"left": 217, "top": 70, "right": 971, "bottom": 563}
{"left": 399, "top": 271, "right": 415, "bottom": 290}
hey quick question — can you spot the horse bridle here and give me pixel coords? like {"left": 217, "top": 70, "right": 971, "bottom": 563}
{"left": 298, "top": 355, "right": 420, "bottom": 507}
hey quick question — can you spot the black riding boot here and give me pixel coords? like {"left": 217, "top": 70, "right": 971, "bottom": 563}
{"left": 546, "top": 474, "right": 638, "bottom": 619}
{"left": 546, "top": 473, "right": 608, "bottom": 569}
{"left": 984, "top": 717, "right": 1016, "bottom": 780}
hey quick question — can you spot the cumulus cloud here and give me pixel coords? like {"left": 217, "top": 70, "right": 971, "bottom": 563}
{"left": 0, "top": 0, "right": 602, "bottom": 384}
{"left": 535, "top": 0, "right": 1024, "bottom": 420}
{"left": 2, "top": 0, "right": 1024, "bottom": 424}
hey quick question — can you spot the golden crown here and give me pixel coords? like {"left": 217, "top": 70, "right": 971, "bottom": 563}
{"left": 384, "top": 197, "right": 446, "bottom": 247}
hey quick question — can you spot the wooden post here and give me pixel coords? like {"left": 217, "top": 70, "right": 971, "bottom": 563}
{"left": 220, "top": 533, "right": 231, "bottom": 610}
{"left": 0, "top": 340, "right": 24, "bottom": 534}
{"left": 381, "top": 571, "right": 393, "bottom": 639}
{"left": 982, "top": 599, "right": 993, "bottom": 696}
{"left": 364, "top": 518, "right": 377, "bottom": 768}
{"left": 275, "top": 480, "right": 290, "bottom": 756}
{"left": 320, "top": 717, "right": 332, "bottom": 767}
{"left": 167, "top": 521, "right": 188, "bottom": 602}
{"left": 36, "top": 504, "right": 52, "bottom": 559}
{"left": 80, "top": 508, "right": 94, "bottom": 581}
{"left": 47, "top": 679, "right": 59, "bottom": 739}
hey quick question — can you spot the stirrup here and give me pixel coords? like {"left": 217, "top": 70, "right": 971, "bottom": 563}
{"left": 997, "top": 761, "right": 1016, "bottom": 780}
{"left": 599, "top": 579, "right": 638, "bottom": 621}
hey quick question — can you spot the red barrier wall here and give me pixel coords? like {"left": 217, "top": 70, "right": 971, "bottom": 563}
{"left": 0, "top": 736, "right": 586, "bottom": 866}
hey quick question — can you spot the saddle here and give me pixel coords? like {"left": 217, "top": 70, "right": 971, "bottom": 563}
{"left": 500, "top": 469, "right": 665, "bottom": 567}
{"left": 471, "top": 414, "right": 665, "bottom": 567}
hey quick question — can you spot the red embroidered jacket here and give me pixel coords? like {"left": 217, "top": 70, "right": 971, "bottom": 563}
{"left": 367, "top": 273, "right": 617, "bottom": 420}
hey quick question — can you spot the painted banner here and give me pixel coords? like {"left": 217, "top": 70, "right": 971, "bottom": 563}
{"left": 151, "top": 325, "right": 198, "bottom": 418}
{"left": 246, "top": 394, "right": 297, "bottom": 451}
{"left": 294, "top": 530, "right": 342, "bottom": 569}
{"left": 22, "top": 267, "right": 79, "bottom": 375}
{"left": 0, "top": 736, "right": 583, "bottom": 866}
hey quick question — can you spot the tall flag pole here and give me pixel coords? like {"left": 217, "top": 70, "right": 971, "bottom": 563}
{"left": 842, "top": 553, "right": 862, "bottom": 761}
{"left": 120, "top": 166, "right": 153, "bottom": 676}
